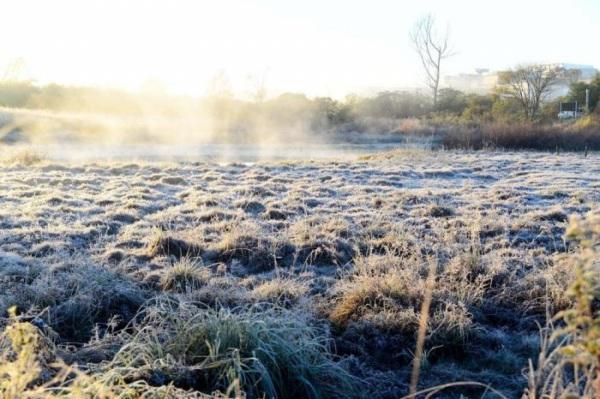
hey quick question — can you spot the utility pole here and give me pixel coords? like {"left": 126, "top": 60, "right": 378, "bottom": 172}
{"left": 585, "top": 88, "right": 590, "bottom": 113}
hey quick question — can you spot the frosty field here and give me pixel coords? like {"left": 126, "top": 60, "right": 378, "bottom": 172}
{"left": 0, "top": 149, "right": 598, "bottom": 398}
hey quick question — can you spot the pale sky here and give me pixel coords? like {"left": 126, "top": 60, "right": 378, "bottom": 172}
{"left": 1, "top": 0, "right": 598, "bottom": 98}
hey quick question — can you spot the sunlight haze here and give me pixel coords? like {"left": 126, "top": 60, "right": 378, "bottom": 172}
{"left": 1, "top": 0, "right": 598, "bottom": 98}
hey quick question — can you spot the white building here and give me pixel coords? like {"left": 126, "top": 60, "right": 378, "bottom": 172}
{"left": 444, "top": 69, "right": 498, "bottom": 94}
{"left": 547, "top": 63, "right": 597, "bottom": 98}
{"left": 444, "top": 64, "right": 598, "bottom": 99}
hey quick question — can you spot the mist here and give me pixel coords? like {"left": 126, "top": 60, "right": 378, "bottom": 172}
{"left": 0, "top": 80, "right": 439, "bottom": 161}
{"left": 0, "top": 81, "right": 426, "bottom": 161}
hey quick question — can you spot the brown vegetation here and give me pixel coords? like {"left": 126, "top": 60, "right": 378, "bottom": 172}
{"left": 0, "top": 151, "right": 598, "bottom": 397}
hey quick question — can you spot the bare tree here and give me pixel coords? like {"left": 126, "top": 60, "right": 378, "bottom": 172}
{"left": 410, "top": 14, "right": 453, "bottom": 108}
{"left": 497, "top": 64, "right": 564, "bottom": 120}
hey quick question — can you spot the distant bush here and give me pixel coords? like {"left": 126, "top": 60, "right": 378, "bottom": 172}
{"left": 349, "top": 90, "right": 432, "bottom": 119}
{"left": 436, "top": 88, "right": 469, "bottom": 115}
{"left": 439, "top": 121, "right": 600, "bottom": 151}
{"left": 566, "top": 74, "right": 600, "bottom": 112}
{"left": 0, "top": 81, "right": 39, "bottom": 108}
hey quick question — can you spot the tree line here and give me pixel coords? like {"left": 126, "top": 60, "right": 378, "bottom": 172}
{"left": 0, "top": 77, "right": 598, "bottom": 130}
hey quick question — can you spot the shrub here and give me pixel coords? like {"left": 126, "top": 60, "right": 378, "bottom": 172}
{"left": 440, "top": 122, "right": 600, "bottom": 151}
{"left": 524, "top": 213, "right": 600, "bottom": 397}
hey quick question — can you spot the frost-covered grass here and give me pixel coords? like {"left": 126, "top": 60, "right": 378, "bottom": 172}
{"left": 0, "top": 149, "right": 599, "bottom": 398}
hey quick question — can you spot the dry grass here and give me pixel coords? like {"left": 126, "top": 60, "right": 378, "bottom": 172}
{"left": 0, "top": 150, "right": 598, "bottom": 397}
{"left": 0, "top": 148, "right": 44, "bottom": 166}
{"left": 251, "top": 277, "right": 309, "bottom": 305}
{"left": 439, "top": 121, "right": 600, "bottom": 151}
{"left": 97, "top": 299, "right": 360, "bottom": 398}
{"left": 160, "top": 258, "right": 210, "bottom": 293}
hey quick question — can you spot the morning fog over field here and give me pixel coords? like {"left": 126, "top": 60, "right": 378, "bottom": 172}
{"left": 0, "top": 1, "right": 599, "bottom": 398}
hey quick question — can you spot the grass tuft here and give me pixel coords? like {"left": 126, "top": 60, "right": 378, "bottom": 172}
{"left": 146, "top": 229, "right": 203, "bottom": 259}
{"left": 104, "top": 298, "right": 361, "bottom": 398}
{"left": 160, "top": 258, "right": 210, "bottom": 293}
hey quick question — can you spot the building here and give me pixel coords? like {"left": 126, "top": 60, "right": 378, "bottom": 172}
{"left": 444, "top": 69, "right": 498, "bottom": 94}
{"left": 444, "top": 64, "right": 598, "bottom": 99}
{"left": 547, "top": 63, "right": 597, "bottom": 98}
{"left": 552, "top": 63, "right": 597, "bottom": 80}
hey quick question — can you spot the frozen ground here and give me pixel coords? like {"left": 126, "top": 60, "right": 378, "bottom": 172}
{"left": 0, "top": 149, "right": 599, "bottom": 397}
{"left": 22, "top": 142, "right": 409, "bottom": 162}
